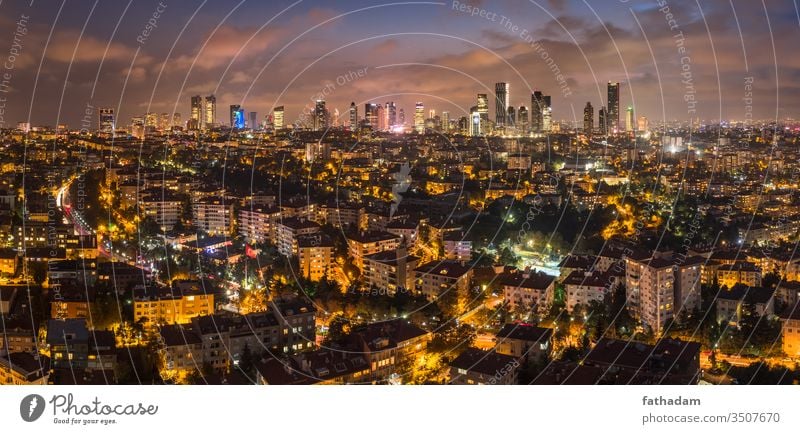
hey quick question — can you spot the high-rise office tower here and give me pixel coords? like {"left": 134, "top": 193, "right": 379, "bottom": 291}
{"left": 313, "top": 100, "right": 327, "bottom": 131}
{"left": 507, "top": 106, "right": 516, "bottom": 127}
{"left": 249, "top": 112, "right": 257, "bottom": 129}
{"left": 399, "top": 108, "right": 405, "bottom": 126}
{"left": 583, "top": 102, "right": 593, "bottom": 134}
{"left": 273, "top": 106, "right": 284, "bottom": 130}
{"left": 204, "top": 95, "right": 217, "bottom": 127}
{"left": 625, "top": 106, "right": 634, "bottom": 133}
{"left": 158, "top": 113, "right": 170, "bottom": 131}
{"left": 98, "top": 108, "right": 115, "bottom": 133}
{"left": 190, "top": 95, "right": 203, "bottom": 129}
{"left": 130, "top": 116, "right": 145, "bottom": 139}
{"left": 172, "top": 113, "right": 181, "bottom": 129}
{"left": 598, "top": 107, "right": 607, "bottom": 136}
{"left": 637, "top": 116, "right": 648, "bottom": 133}
{"left": 349, "top": 102, "right": 358, "bottom": 130}
{"left": 387, "top": 102, "right": 397, "bottom": 128}
{"left": 607, "top": 82, "right": 620, "bottom": 133}
{"left": 517, "top": 106, "right": 529, "bottom": 134}
{"left": 377, "top": 104, "right": 386, "bottom": 131}
{"left": 442, "top": 111, "right": 450, "bottom": 133}
{"left": 470, "top": 108, "right": 481, "bottom": 137}
{"left": 365, "top": 103, "right": 379, "bottom": 128}
{"left": 542, "top": 95, "right": 552, "bottom": 132}
{"left": 230, "top": 105, "right": 243, "bottom": 129}
{"left": 495, "top": 82, "right": 509, "bottom": 126}
{"left": 145, "top": 112, "right": 158, "bottom": 128}
{"left": 531, "top": 91, "right": 544, "bottom": 133}
{"left": 414, "top": 102, "right": 424, "bottom": 133}
{"left": 476, "top": 94, "right": 489, "bottom": 121}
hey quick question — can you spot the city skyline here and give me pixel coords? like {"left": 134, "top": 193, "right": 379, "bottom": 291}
{"left": 1, "top": 0, "right": 799, "bottom": 129}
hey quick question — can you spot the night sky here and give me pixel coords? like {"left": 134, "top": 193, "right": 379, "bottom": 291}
{"left": 0, "top": 0, "right": 798, "bottom": 128}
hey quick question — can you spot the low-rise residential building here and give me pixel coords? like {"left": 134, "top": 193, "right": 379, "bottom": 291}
{"left": 449, "top": 347, "right": 520, "bottom": 385}
{"left": 716, "top": 284, "right": 775, "bottom": 326}
{"left": 494, "top": 323, "right": 552, "bottom": 362}
{"left": 363, "top": 247, "right": 419, "bottom": 295}
{"left": 563, "top": 270, "right": 617, "bottom": 313}
{"left": 0, "top": 353, "right": 50, "bottom": 385}
{"left": 133, "top": 283, "right": 215, "bottom": 328}
{"left": 276, "top": 218, "right": 321, "bottom": 257}
{"left": 717, "top": 262, "right": 762, "bottom": 289}
{"left": 501, "top": 269, "right": 556, "bottom": 312}
{"left": 415, "top": 260, "right": 473, "bottom": 302}
{"left": 346, "top": 231, "right": 401, "bottom": 270}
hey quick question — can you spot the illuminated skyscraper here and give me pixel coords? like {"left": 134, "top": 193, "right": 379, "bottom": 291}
{"left": 507, "top": 106, "right": 515, "bottom": 128}
{"left": 249, "top": 112, "right": 257, "bottom": 129}
{"left": 607, "top": 82, "right": 620, "bottom": 133}
{"left": 583, "top": 102, "right": 593, "bottom": 134}
{"left": 145, "top": 112, "right": 158, "bottom": 128}
{"left": 98, "top": 108, "right": 115, "bottom": 133}
{"left": 470, "top": 108, "right": 481, "bottom": 137}
{"left": 637, "top": 116, "right": 648, "bottom": 133}
{"left": 495, "top": 82, "right": 509, "bottom": 126}
{"left": 598, "top": 106, "right": 607, "bottom": 136}
{"left": 518, "top": 106, "right": 529, "bottom": 134}
{"left": 414, "top": 102, "right": 424, "bottom": 133}
{"left": 531, "top": 91, "right": 544, "bottom": 133}
{"left": 204, "top": 95, "right": 217, "bottom": 127}
{"left": 273, "top": 106, "right": 284, "bottom": 130}
{"left": 172, "top": 113, "right": 181, "bottom": 129}
{"left": 542, "top": 95, "right": 552, "bottom": 132}
{"left": 442, "top": 111, "right": 450, "bottom": 133}
{"left": 314, "top": 100, "right": 327, "bottom": 131}
{"left": 377, "top": 104, "right": 386, "bottom": 131}
{"left": 190, "top": 95, "right": 202, "bottom": 129}
{"left": 625, "top": 106, "right": 634, "bottom": 133}
{"left": 159, "top": 113, "right": 170, "bottom": 131}
{"left": 476, "top": 94, "right": 489, "bottom": 121}
{"left": 349, "top": 102, "right": 358, "bottom": 130}
{"left": 365, "top": 103, "right": 379, "bottom": 128}
{"left": 386, "top": 102, "right": 396, "bottom": 128}
{"left": 230, "top": 105, "right": 243, "bottom": 129}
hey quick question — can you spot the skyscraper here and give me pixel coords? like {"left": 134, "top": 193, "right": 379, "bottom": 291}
{"left": 442, "top": 111, "right": 450, "bottom": 133}
{"left": 273, "top": 106, "right": 284, "bottom": 130}
{"left": 230, "top": 104, "right": 244, "bottom": 129}
{"left": 495, "top": 82, "right": 509, "bottom": 126}
{"left": 98, "top": 108, "right": 114, "bottom": 133}
{"left": 583, "top": 102, "right": 593, "bottom": 134}
{"left": 531, "top": 91, "right": 544, "bottom": 133}
{"left": 314, "top": 100, "right": 327, "bottom": 131}
{"left": 470, "top": 108, "right": 481, "bottom": 137}
{"left": 387, "top": 102, "right": 396, "bottom": 128}
{"left": 598, "top": 107, "right": 607, "bottom": 136}
{"left": 518, "top": 106, "right": 529, "bottom": 134}
{"left": 476, "top": 94, "right": 489, "bottom": 121}
{"left": 249, "top": 111, "right": 257, "bottom": 130}
{"left": 349, "top": 102, "right": 358, "bottom": 130}
{"left": 204, "top": 95, "right": 217, "bottom": 127}
{"left": 637, "top": 116, "right": 648, "bottom": 133}
{"left": 625, "top": 106, "right": 634, "bottom": 133}
{"left": 507, "top": 106, "right": 515, "bottom": 128}
{"left": 190, "top": 95, "right": 203, "bottom": 129}
{"left": 542, "top": 95, "right": 552, "bottom": 132}
{"left": 365, "top": 103, "right": 379, "bottom": 128}
{"left": 172, "top": 113, "right": 181, "bottom": 129}
{"left": 377, "top": 104, "right": 386, "bottom": 131}
{"left": 414, "top": 102, "right": 424, "bottom": 133}
{"left": 398, "top": 108, "right": 405, "bottom": 126}
{"left": 607, "top": 82, "right": 620, "bottom": 133}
